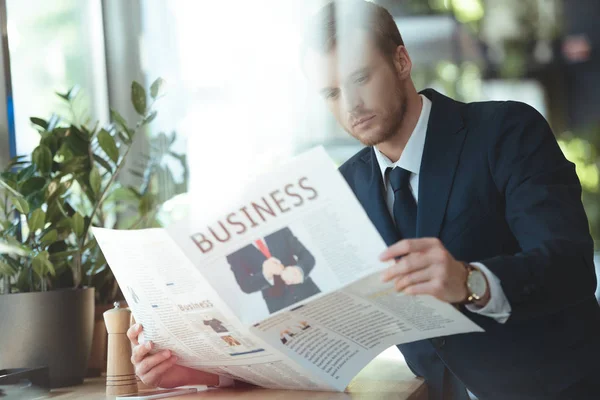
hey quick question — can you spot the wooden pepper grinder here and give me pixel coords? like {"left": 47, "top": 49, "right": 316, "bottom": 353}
{"left": 104, "top": 301, "right": 138, "bottom": 396}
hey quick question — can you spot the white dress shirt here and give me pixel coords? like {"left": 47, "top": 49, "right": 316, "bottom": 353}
{"left": 374, "top": 95, "right": 511, "bottom": 323}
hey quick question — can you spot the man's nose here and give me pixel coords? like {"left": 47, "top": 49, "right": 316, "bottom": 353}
{"left": 342, "top": 88, "right": 363, "bottom": 113}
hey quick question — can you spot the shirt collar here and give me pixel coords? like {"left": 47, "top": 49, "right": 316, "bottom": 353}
{"left": 374, "top": 94, "right": 432, "bottom": 180}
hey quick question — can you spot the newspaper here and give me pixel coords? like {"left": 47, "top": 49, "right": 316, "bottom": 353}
{"left": 93, "top": 147, "right": 482, "bottom": 392}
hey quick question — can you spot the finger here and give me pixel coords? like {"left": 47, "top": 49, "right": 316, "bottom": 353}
{"left": 136, "top": 349, "right": 172, "bottom": 377}
{"left": 131, "top": 340, "right": 153, "bottom": 364}
{"left": 379, "top": 238, "right": 440, "bottom": 261}
{"left": 141, "top": 355, "right": 178, "bottom": 388}
{"left": 403, "top": 281, "right": 444, "bottom": 301}
{"left": 127, "top": 324, "right": 143, "bottom": 346}
{"left": 394, "top": 267, "right": 433, "bottom": 292}
{"left": 382, "top": 251, "right": 432, "bottom": 282}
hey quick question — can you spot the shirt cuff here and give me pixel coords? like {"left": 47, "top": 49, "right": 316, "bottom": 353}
{"left": 263, "top": 271, "right": 275, "bottom": 285}
{"left": 465, "top": 262, "right": 512, "bottom": 324}
{"left": 216, "top": 376, "right": 236, "bottom": 388}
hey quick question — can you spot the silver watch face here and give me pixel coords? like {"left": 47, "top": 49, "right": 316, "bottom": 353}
{"left": 467, "top": 269, "right": 487, "bottom": 298}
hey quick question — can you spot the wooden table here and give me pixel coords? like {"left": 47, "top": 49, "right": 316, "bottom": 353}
{"left": 46, "top": 348, "right": 427, "bottom": 400}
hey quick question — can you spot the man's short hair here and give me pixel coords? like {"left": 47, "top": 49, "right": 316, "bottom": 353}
{"left": 302, "top": 0, "right": 404, "bottom": 59}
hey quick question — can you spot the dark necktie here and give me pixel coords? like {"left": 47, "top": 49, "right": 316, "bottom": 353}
{"left": 388, "top": 167, "right": 417, "bottom": 239}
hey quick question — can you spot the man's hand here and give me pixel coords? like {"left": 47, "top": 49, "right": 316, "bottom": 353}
{"left": 262, "top": 257, "right": 285, "bottom": 281}
{"left": 281, "top": 266, "right": 304, "bottom": 285}
{"left": 127, "top": 324, "right": 219, "bottom": 388}
{"left": 380, "top": 238, "right": 483, "bottom": 305}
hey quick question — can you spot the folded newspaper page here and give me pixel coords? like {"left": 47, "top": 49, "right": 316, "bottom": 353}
{"left": 93, "top": 146, "right": 483, "bottom": 392}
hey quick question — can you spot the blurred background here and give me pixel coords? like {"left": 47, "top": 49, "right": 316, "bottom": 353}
{"left": 0, "top": 0, "right": 599, "bottom": 389}
{"left": 1, "top": 0, "right": 599, "bottom": 238}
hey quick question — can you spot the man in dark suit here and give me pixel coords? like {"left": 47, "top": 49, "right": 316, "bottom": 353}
{"left": 302, "top": 1, "right": 600, "bottom": 399}
{"left": 226, "top": 227, "right": 321, "bottom": 314}
{"left": 203, "top": 316, "right": 228, "bottom": 333}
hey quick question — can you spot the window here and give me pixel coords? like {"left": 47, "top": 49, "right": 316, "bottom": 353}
{"left": 6, "top": 0, "right": 108, "bottom": 156}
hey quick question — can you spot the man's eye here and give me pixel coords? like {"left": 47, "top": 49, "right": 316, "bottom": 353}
{"left": 325, "top": 90, "right": 340, "bottom": 100}
{"left": 356, "top": 75, "right": 369, "bottom": 84}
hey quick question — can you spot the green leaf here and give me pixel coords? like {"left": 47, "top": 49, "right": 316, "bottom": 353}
{"left": 117, "top": 130, "right": 132, "bottom": 145}
{"left": 40, "top": 229, "right": 58, "bottom": 246}
{"left": 93, "top": 154, "right": 113, "bottom": 173}
{"left": 20, "top": 177, "right": 47, "bottom": 197}
{"left": 60, "top": 156, "right": 87, "bottom": 174}
{"left": 17, "top": 165, "right": 36, "bottom": 182}
{"left": 45, "top": 259, "right": 56, "bottom": 276}
{"left": 97, "top": 129, "right": 119, "bottom": 163}
{"left": 70, "top": 125, "right": 90, "bottom": 142}
{"left": 128, "top": 169, "right": 145, "bottom": 179}
{"left": 89, "top": 167, "right": 102, "bottom": 196}
{"left": 143, "top": 110, "right": 157, "bottom": 125}
{"left": 8, "top": 155, "right": 28, "bottom": 168}
{"left": 139, "top": 193, "right": 155, "bottom": 214}
{"left": 26, "top": 190, "right": 46, "bottom": 211}
{"left": 28, "top": 209, "right": 46, "bottom": 232}
{"left": 32, "top": 252, "right": 46, "bottom": 277}
{"left": 106, "top": 186, "right": 139, "bottom": 203}
{"left": 131, "top": 81, "right": 147, "bottom": 115}
{"left": 40, "top": 133, "right": 59, "bottom": 155}
{"left": 65, "top": 132, "right": 89, "bottom": 156}
{"left": 150, "top": 77, "right": 166, "bottom": 99}
{"left": 30, "top": 117, "right": 48, "bottom": 130}
{"left": 11, "top": 196, "right": 29, "bottom": 214}
{"left": 72, "top": 212, "right": 84, "bottom": 237}
{"left": 0, "top": 240, "right": 29, "bottom": 257}
{"left": 54, "top": 200, "right": 72, "bottom": 219}
{"left": 53, "top": 127, "right": 69, "bottom": 138}
{"left": 32, "top": 251, "right": 53, "bottom": 277}
{"left": 0, "top": 260, "right": 16, "bottom": 277}
{"left": 48, "top": 249, "right": 78, "bottom": 261}
{"left": 110, "top": 109, "right": 132, "bottom": 137}
{"left": 0, "top": 177, "right": 22, "bottom": 197}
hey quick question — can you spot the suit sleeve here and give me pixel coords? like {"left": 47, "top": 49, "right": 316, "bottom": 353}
{"left": 227, "top": 252, "right": 273, "bottom": 294}
{"left": 282, "top": 228, "right": 316, "bottom": 277}
{"left": 482, "top": 101, "right": 596, "bottom": 323}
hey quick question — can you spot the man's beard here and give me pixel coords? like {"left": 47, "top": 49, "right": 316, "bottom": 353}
{"left": 352, "top": 91, "right": 407, "bottom": 147}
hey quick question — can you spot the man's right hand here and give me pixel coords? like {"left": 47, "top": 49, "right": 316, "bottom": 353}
{"left": 127, "top": 324, "right": 219, "bottom": 388}
{"left": 262, "top": 257, "right": 284, "bottom": 281}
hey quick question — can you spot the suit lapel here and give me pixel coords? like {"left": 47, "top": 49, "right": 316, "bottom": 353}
{"left": 248, "top": 241, "right": 267, "bottom": 262}
{"left": 353, "top": 148, "right": 400, "bottom": 247}
{"left": 417, "top": 89, "right": 467, "bottom": 238}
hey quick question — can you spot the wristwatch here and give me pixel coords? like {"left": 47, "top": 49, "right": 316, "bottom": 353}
{"left": 465, "top": 264, "right": 488, "bottom": 303}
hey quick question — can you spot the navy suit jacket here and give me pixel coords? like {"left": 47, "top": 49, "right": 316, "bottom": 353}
{"left": 227, "top": 227, "right": 321, "bottom": 313}
{"left": 339, "top": 89, "right": 600, "bottom": 399}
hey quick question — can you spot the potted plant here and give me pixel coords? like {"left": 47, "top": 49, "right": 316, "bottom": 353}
{"left": 85, "top": 128, "right": 188, "bottom": 377}
{"left": 0, "top": 78, "right": 175, "bottom": 387}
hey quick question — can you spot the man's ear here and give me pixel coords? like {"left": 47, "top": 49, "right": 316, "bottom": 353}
{"left": 392, "top": 45, "right": 412, "bottom": 80}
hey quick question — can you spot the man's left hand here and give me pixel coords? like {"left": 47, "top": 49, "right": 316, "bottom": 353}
{"left": 380, "top": 238, "right": 470, "bottom": 304}
{"left": 281, "top": 266, "right": 304, "bottom": 285}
